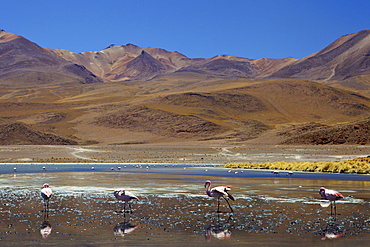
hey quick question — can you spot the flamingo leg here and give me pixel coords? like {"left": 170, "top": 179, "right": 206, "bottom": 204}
{"left": 217, "top": 198, "right": 221, "bottom": 213}
{"left": 44, "top": 200, "right": 48, "bottom": 211}
{"left": 223, "top": 197, "right": 234, "bottom": 213}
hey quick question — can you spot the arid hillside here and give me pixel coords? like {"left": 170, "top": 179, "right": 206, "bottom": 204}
{"left": 1, "top": 29, "right": 370, "bottom": 145}
{"left": 0, "top": 30, "right": 102, "bottom": 86}
{"left": 0, "top": 76, "right": 369, "bottom": 145}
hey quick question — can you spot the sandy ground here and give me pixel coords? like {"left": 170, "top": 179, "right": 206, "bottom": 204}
{"left": 0, "top": 171, "right": 369, "bottom": 246}
{"left": 1, "top": 144, "right": 370, "bottom": 164}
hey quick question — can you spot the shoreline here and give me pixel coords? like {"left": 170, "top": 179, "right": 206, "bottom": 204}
{"left": 3, "top": 164, "right": 370, "bottom": 181}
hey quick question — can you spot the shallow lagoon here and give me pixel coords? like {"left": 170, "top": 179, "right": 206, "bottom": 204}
{"left": 0, "top": 167, "right": 369, "bottom": 246}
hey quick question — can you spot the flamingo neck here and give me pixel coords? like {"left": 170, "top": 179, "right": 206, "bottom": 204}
{"left": 205, "top": 183, "right": 212, "bottom": 196}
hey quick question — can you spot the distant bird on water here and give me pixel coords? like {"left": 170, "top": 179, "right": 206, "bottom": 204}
{"left": 319, "top": 187, "right": 345, "bottom": 216}
{"left": 114, "top": 189, "right": 140, "bottom": 213}
{"left": 204, "top": 180, "right": 235, "bottom": 213}
{"left": 271, "top": 171, "right": 280, "bottom": 176}
{"left": 40, "top": 183, "right": 53, "bottom": 209}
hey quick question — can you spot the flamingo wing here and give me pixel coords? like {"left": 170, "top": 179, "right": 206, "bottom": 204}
{"left": 332, "top": 191, "right": 345, "bottom": 200}
{"left": 321, "top": 189, "right": 345, "bottom": 201}
{"left": 212, "top": 186, "right": 234, "bottom": 200}
{"left": 41, "top": 188, "right": 52, "bottom": 199}
{"left": 125, "top": 191, "right": 140, "bottom": 201}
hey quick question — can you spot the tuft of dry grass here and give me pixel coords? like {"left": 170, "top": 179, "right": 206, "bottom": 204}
{"left": 225, "top": 156, "right": 370, "bottom": 174}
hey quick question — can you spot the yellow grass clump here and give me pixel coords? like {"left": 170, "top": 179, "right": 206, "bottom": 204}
{"left": 225, "top": 156, "right": 370, "bottom": 174}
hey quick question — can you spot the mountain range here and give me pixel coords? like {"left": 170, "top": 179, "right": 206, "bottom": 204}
{"left": 0, "top": 29, "right": 370, "bottom": 145}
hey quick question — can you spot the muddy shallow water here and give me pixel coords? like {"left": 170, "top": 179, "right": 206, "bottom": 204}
{"left": 0, "top": 168, "right": 369, "bottom": 246}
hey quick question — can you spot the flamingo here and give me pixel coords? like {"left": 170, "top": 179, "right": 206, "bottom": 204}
{"left": 114, "top": 189, "right": 140, "bottom": 213}
{"left": 40, "top": 183, "right": 53, "bottom": 210}
{"left": 271, "top": 171, "right": 280, "bottom": 176}
{"left": 319, "top": 187, "right": 345, "bottom": 216}
{"left": 204, "top": 180, "right": 235, "bottom": 213}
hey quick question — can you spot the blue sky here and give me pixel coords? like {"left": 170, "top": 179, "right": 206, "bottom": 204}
{"left": 2, "top": 0, "right": 370, "bottom": 59}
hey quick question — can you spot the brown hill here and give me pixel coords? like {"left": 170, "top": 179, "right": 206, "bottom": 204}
{"left": 1, "top": 29, "right": 370, "bottom": 145}
{"left": 46, "top": 30, "right": 370, "bottom": 83}
{"left": 281, "top": 117, "right": 370, "bottom": 145}
{"left": 270, "top": 30, "right": 370, "bottom": 81}
{"left": 0, "top": 29, "right": 102, "bottom": 86}
{"left": 47, "top": 44, "right": 192, "bottom": 81}
{"left": 0, "top": 122, "right": 77, "bottom": 145}
{"left": 114, "top": 51, "right": 170, "bottom": 80}
{"left": 176, "top": 58, "right": 257, "bottom": 79}
{"left": 94, "top": 106, "right": 227, "bottom": 139}
{"left": 2, "top": 29, "right": 370, "bottom": 85}
{"left": 0, "top": 76, "right": 369, "bottom": 145}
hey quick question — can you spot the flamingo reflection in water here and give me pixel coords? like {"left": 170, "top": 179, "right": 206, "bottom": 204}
{"left": 321, "top": 221, "right": 345, "bottom": 240}
{"left": 206, "top": 215, "right": 232, "bottom": 242}
{"left": 114, "top": 189, "right": 140, "bottom": 213}
{"left": 40, "top": 199, "right": 52, "bottom": 239}
{"left": 114, "top": 221, "right": 140, "bottom": 237}
{"left": 206, "top": 226, "right": 231, "bottom": 242}
{"left": 40, "top": 220, "right": 52, "bottom": 239}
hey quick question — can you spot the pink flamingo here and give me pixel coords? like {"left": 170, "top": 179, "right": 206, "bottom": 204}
{"left": 319, "top": 187, "right": 345, "bottom": 216}
{"left": 204, "top": 180, "right": 235, "bottom": 213}
{"left": 40, "top": 183, "right": 53, "bottom": 210}
{"left": 114, "top": 189, "right": 140, "bottom": 213}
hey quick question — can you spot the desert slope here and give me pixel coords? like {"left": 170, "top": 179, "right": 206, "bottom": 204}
{"left": 270, "top": 30, "right": 370, "bottom": 81}
{"left": 1, "top": 29, "right": 370, "bottom": 145}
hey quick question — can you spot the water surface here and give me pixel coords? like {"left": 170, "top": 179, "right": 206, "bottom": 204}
{"left": 0, "top": 169, "right": 369, "bottom": 246}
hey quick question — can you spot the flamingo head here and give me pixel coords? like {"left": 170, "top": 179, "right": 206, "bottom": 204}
{"left": 43, "top": 183, "right": 49, "bottom": 188}
{"left": 114, "top": 189, "right": 125, "bottom": 196}
{"left": 319, "top": 187, "right": 326, "bottom": 193}
{"left": 204, "top": 180, "right": 211, "bottom": 188}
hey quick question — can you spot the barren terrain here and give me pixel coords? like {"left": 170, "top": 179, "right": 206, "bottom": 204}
{"left": 1, "top": 144, "right": 370, "bottom": 165}
{"left": 1, "top": 29, "right": 370, "bottom": 146}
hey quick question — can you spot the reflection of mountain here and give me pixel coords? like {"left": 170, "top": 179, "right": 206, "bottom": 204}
{"left": 114, "top": 222, "right": 140, "bottom": 237}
